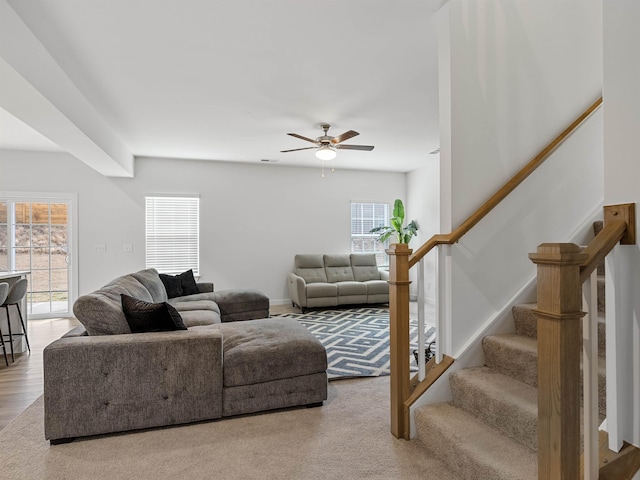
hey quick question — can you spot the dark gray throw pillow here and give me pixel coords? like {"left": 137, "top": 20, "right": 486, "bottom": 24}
{"left": 121, "top": 294, "right": 187, "bottom": 333}
{"left": 178, "top": 269, "right": 200, "bottom": 295}
{"left": 159, "top": 269, "right": 199, "bottom": 298}
{"left": 159, "top": 273, "right": 183, "bottom": 298}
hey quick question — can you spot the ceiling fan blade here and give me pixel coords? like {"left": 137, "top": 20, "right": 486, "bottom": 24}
{"left": 287, "top": 133, "right": 318, "bottom": 144}
{"left": 331, "top": 130, "right": 359, "bottom": 144}
{"left": 336, "top": 144, "right": 375, "bottom": 151}
{"left": 280, "top": 146, "right": 317, "bottom": 153}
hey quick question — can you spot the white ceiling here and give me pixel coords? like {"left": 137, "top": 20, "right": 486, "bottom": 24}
{"left": 0, "top": 0, "right": 443, "bottom": 174}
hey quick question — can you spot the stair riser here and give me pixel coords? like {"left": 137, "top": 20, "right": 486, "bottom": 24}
{"left": 513, "top": 305, "right": 606, "bottom": 357}
{"left": 415, "top": 405, "right": 537, "bottom": 480}
{"left": 483, "top": 335, "right": 607, "bottom": 419}
{"left": 450, "top": 372, "right": 537, "bottom": 451}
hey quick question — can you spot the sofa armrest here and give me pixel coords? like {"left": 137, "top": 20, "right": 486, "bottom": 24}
{"left": 44, "top": 328, "right": 223, "bottom": 441}
{"left": 197, "top": 282, "right": 214, "bottom": 293}
{"left": 379, "top": 268, "right": 389, "bottom": 281}
{"left": 288, "top": 272, "right": 307, "bottom": 308}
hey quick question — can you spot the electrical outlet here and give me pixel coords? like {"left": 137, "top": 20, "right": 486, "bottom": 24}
{"left": 95, "top": 244, "right": 106, "bottom": 253}
{"left": 123, "top": 243, "right": 133, "bottom": 253}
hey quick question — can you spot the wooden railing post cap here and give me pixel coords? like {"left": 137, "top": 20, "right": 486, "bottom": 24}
{"left": 386, "top": 243, "right": 413, "bottom": 256}
{"left": 529, "top": 243, "right": 587, "bottom": 265}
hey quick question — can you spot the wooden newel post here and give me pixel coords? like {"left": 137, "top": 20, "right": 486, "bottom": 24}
{"left": 387, "top": 243, "right": 412, "bottom": 439}
{"left": 529, "top": 243, "right": 587, "bottom": 480}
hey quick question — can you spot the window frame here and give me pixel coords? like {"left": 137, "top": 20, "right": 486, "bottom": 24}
{"left": 145, "top": 195, "right": 200, "bottom": 276}
{"left": 350, "top": 201, "right": 390, "bottom": 267}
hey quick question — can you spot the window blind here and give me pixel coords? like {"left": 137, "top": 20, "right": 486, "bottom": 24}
{"left": 350, "top": 202, "right": 389, "bottom": 266}
{"left": 145, "top": 196, "right": 199, "bottom": 275}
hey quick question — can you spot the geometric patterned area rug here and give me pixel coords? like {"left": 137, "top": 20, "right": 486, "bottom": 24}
{"left": 272, "top": 307, "right": 435, "bottom": 380}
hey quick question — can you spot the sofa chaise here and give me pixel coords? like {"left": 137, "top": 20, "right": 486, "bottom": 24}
{"left": 288, "top": 253, "right": 389, "bottom": 312}
{"left": 44, "top": 268, "right": 327, "bottom": 444}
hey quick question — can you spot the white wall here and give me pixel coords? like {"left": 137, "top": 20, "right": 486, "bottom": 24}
{"left": 0, "top": 150, "right": 406, "bottom": 302}
{"left": 407, "top": 158, "right": 440, "bottom": 308}
{"left": 440, "top": 0, "right": 604, "bottom": 354}
{"left": 603, "top": 0, "right": 640, "bottom": 448}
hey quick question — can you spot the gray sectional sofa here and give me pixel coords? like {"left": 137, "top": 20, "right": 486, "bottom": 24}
{"left": 44, "top": 268, "right": 327, "bottom": 444}
{"left": 288, "top": 253, "right": 389, "bottom": 311}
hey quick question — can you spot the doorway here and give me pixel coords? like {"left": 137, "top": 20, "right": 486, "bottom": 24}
{"left": 0, "top": 193, "right": 77, "bottom": 318}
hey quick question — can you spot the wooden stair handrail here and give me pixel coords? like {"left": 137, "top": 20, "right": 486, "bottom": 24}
{"left": 409, "top": 97, "right": 602, "bottom": 269}
{"left": 579, "top": 220, "right": 626, "bottom": 283}
{"left": 580, "top": 203, "right": 636, "bottom": 283}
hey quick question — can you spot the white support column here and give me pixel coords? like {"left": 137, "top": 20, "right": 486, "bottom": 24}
{"left": 436, "top": 244, "right": 452, "bottom": 363}
{"left": 605, "top": 245, "right": 623, "bottom": 452}
{"left": 417, "top": 258, "right": 426, "bottom": 380}
{"left": 582, "top": 270, "right": 599, "bottom": 480}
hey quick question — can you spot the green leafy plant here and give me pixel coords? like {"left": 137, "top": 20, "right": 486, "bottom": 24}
{"left": 369, "top": 199, "right": 419, "bottom": 244}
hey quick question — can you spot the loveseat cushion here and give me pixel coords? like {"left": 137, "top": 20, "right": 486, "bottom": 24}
{"left": 306, "top": 282, "right": 338, "bottom": 298}
{"left": 294, "top": 254, "right": 327, "bottom": 284}
{"left": 218, "top": 318, "right": 327, "bottom": 387}
{"left": 324, "top": 254, "right": 355, "bottom": 282}
{"left": 351, "top": 253, "right": 382, "bottom": 281}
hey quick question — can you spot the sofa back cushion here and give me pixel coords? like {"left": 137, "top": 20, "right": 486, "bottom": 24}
{"left": 131, "top": 268, "right": 168, "bottom": 302}
{"left": 351, "top": 253, "right": 382, "bottom": 281}
{"left": 74, "top": 272, "right": 155, "bottom": 336}
{"left": 294, "top": 254, "right": 328, "bottom": 284}
{"left": 324, "top": 254, "right": 355, "bottom": 283}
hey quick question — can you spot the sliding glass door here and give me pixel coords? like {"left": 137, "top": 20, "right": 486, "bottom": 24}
{"left": 0, "top": 193, "right": 77, "bottom": 318}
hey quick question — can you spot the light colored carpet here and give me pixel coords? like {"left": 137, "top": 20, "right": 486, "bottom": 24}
{"left": 0, "top": 376, "right": 457, "bottom": 480}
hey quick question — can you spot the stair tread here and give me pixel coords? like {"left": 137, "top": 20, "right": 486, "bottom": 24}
{"left": 487, "top": 334, "right": 607, "bottom": 372}
{"left": 415, "top": 402, "right": 537, "bottom": 480}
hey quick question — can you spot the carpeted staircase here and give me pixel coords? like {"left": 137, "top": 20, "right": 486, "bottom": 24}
{"left": 414, "top": 222, "right": 607, "bottom": 480}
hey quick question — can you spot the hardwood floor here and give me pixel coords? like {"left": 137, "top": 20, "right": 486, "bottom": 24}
{"left": 0, "top": 317, "right": 79, "bottom": 431}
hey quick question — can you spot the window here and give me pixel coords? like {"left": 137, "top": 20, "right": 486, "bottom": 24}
{"left": 350, "top": 202, "right": 389, "bottom": 266}
{"left": 145, "top": 195, "right": 199, "bottom": 275}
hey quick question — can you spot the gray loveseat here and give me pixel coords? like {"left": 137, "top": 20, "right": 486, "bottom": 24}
{"left": 288, "top": 253, "right": 389, "bottom": 312}
{"left": 44, "top": 268, "right": 327, "bottom": 444}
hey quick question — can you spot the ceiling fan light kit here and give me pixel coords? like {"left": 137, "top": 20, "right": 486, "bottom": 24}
{"left": 315, "top": 145, "right": 337, "bottom": 161}
{"left": 281, "top": 123, "right": 374, "bottom": 166}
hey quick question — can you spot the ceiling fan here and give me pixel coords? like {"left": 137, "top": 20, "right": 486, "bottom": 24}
{"left": 280, "top": 123, "right": 374, "bottom": 160}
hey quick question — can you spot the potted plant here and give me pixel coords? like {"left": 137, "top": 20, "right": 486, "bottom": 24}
{"left": 369, "top": 199, "right": 419, "bottom": 245}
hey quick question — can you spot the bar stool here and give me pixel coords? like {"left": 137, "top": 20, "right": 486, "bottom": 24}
{"left": 0, "top": 282, "right": 9, "bottom": 366}
{"left": 1, "top": 279, "right": 30, "bottom": 362}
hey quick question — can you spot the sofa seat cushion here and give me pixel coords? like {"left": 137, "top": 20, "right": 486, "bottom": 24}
{"left": 218, "top": 318, "right": 327, "bottom": 387}
{"left": 335, "top": 281, "right": 367, "bottom": 296}
{"left": 365, "top": 280, "right": 389, "bottom": 295}
{"left": 170, "top": 299, "right": 220, "bottom": 313}
{"left": 169, "top": 292, "right": 217, "bottom": 304}
{"left": 179, "top": 309, "right": 221, "bottom": 327}
{"left": 306, "top": 283, "right": 338, "bottom": 298}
